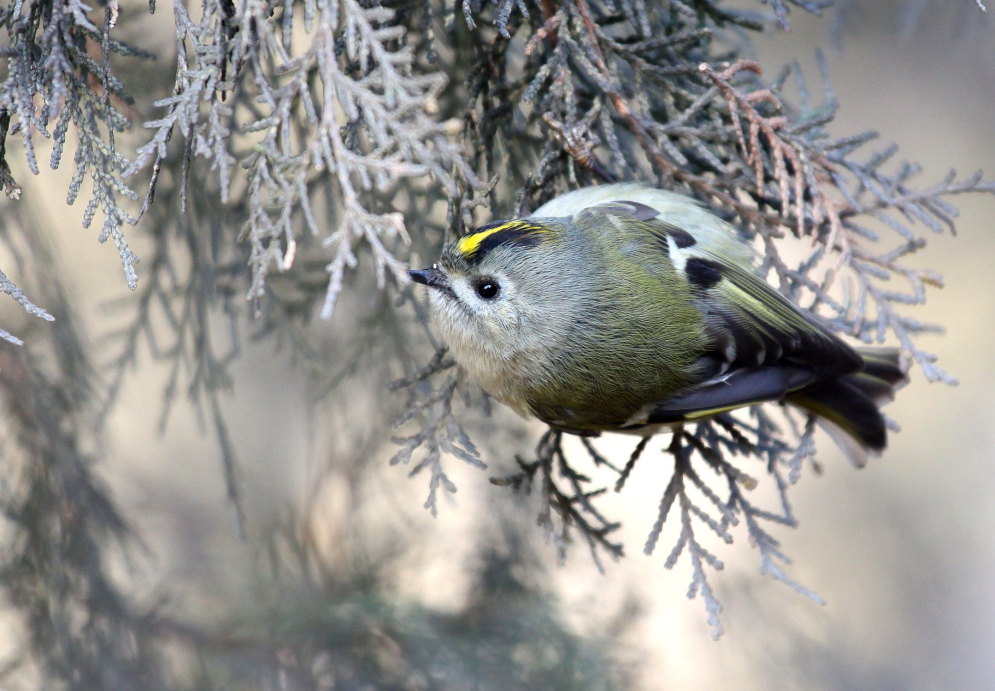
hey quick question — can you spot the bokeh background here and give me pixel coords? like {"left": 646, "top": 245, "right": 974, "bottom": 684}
{"left": 1, "top": 2, "right": 992, "bottom": 688}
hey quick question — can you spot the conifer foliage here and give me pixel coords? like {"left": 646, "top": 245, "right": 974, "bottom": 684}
{"left": 0, "top": 0, "right": 990, "bottom": 684}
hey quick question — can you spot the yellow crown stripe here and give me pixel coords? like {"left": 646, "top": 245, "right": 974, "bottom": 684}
{"left": 456, "top": 221, "right": 538, "bottom": 258}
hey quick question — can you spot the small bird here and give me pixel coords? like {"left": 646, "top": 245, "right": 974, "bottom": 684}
{"left": 409, "top": 183, "right": 906, "bottom": 465}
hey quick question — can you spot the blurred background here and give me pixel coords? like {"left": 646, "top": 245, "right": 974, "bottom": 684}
{"left": 0, "top": 1, "right": 992, "bottom": 689}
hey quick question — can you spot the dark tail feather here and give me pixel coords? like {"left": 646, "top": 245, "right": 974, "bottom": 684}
{"left": 786, "top": 348, "right": 907, "bottom": 466}
{"left": 851, "top": 348, "right": 908, "bottom": 399}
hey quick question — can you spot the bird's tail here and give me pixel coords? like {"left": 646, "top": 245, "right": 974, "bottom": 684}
{"left": 785, "top": 348, "right": 908, "bottom": 467}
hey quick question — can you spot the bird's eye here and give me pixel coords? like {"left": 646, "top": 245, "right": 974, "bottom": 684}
{"left": 474, "top": 279, "right": 501, "bottom": 300}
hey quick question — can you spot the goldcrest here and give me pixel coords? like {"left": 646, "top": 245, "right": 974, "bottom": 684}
{"left": 410, "top": 183, "right": 906, "bottom": 464}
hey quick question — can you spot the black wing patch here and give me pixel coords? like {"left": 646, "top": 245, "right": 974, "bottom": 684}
{"left": 685, "top": 257, "right": 723, "bottom": 289}
{"left": 635, "top": 365, "right": 819, "bottom": 425}
{"left": 663, "top": 224, "right": 696, "bottom": 248}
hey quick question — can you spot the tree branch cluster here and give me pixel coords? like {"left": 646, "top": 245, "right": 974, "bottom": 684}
{"left": 0, "top": 0, "right": 990, "bottom": 666}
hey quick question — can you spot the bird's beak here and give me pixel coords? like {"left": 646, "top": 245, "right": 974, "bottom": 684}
{"left": 408, "top": 267, "right": 449, "bottom": 290}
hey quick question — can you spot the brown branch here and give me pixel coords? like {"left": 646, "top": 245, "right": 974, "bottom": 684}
{"left": 700, "top": 60, "right": 852, "bottom": 259}
{"left": 542, "top": 109, "right": 616, "bottom": 182}
{"left": 564, "top": 7, "right": 793, "bottom": 232}
{"left": 525, "top": 14, "right": 561, "bottom": 56}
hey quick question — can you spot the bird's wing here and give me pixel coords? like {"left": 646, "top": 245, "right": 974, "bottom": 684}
{"left": 688, "top": 246, "right": 862, "bottom": 375}
{"left": 626, "top": 365, "right": 819, "bottom": 426}
{"left": 532, "top": 183, "right": 756, "bottom": 268}
{"left": 572, "top": 199, "right": 864, "bottom": 425}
